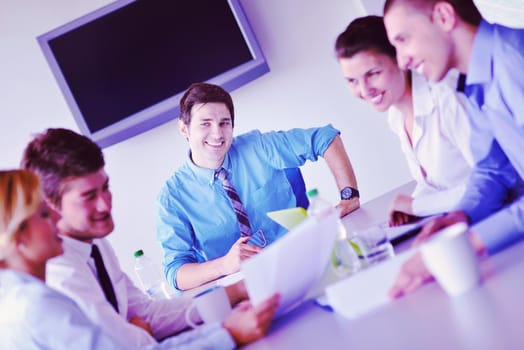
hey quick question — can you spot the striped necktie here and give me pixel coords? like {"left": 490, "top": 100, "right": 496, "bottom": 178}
{"left": 216, "top": 168, "right": 267, "bottom": 247}
{"left": 216, "top": 168, "right": 253, "bottom": 236}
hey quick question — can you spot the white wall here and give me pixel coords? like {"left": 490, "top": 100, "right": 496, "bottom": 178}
{"left": 1, "top": 0, "right": 414, "bottom": 281}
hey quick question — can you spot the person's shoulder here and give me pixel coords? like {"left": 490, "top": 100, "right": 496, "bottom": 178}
{"left": 160, "top": 163, "right": 192, "bottom": 194}
{"left": 492, "top": 23, "right": 524, "bottom": 54}
{"left": 3, "top": 272, "right": 71, "bottom": 320}
{"left": 234, "top": 129, "right": 263, "bottom": 141}
{"left": 492, "top": 22, "right": 524, "bottom": 38}
{"left": 230, "top": 129, "right": 265, "bottom": 149}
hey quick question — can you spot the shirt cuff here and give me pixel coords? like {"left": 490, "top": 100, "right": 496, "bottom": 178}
{"left": 471, "top": 205, "right": 524, "bottom": 254}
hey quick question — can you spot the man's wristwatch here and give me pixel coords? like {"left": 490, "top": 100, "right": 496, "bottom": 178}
{"left": 340, "top": 186, "right": 360, "bottom": 200}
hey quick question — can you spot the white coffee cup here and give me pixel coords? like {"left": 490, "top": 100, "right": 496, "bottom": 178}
{"left": 184, "top": 286, "right": 232, "bottom": 328}
{"left": 420, "top": 222, "right": 481, "bottom": 297}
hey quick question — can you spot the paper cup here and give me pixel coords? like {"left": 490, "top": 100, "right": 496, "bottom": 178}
{"left": 420, "top": 222, "right": 481, "bottom": 297}
{"left": 184, "top": 286, "right": 232, "bottom": 328}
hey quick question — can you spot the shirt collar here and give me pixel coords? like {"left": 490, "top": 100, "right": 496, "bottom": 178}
{"left": 466, "top": 20, "right": 493, "bottom": 86}
{"left": 185, "top": 150, "right": 232, "bottom": 185}
{"left": 411, "top": 71, "right": 435, "bottom": 118}
{"left": 59, "top": 234, "right": 93, "bottom": 263}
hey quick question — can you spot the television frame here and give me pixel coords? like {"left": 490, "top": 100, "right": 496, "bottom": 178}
{"left": 37, "top": 0, "right": 269, "bottom": 148}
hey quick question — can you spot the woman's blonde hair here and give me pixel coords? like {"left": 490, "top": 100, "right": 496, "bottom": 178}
{"left": 0, "top": 169, "right": 41, "bottom": 260}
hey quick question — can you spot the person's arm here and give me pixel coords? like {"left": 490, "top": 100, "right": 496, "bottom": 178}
{"left": 17, "top": 283, "right": 127, "bottom": 350}
{"left": 175, "top": 237, "right": 261, "bottom": 290}
{"left": 124, "top": 271, "right": 192, "bottom": 340}
{"left": 221, "top": 294, "right": 280, "bottom": 347}
{"left": 46, "top": 251, "right": 158, "bottom": 347}
{"left": 252, "top": 125, "right": 359, "bottom": 216}
{"left": 151, "top": 294, "right": 280, "bottom": 350}
{"left": 410, "top": 140, "right": 521, "bottom": 247}
{"left": 458, "top": 140, "right": 519, "bottom": 226}
{"left": 148, "top": 323, "right": 235, "bottom": 350}
{"left": 323, "top": 135, "right": 360, "bottom": 217}
{"left": 410, "top": 184, "right": 467, "bottom": 217}
{"left": 388, "top": 228, "right": 487, "bottom": 299}
{"left": 128, "top": 274, "right": 249, "bottom": 341}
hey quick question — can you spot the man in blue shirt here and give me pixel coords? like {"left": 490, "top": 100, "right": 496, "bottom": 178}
{"left": 157, "top": 83, "right": 360, "bottom": 290}
{"left": 383, "top": 0, "right": 524, "bottom": 297}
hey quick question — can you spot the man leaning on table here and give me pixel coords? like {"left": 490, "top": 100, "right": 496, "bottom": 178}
{"left": 156, "top": 82, "right": 360, "bottom": 291}
{"left": 21, "top": 127, "right": 280, "bottom": 349}
{"left": 382, "top": 0, "right": 524, "bottom": 297}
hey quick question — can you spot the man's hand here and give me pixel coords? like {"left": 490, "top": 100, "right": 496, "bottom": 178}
{"left": 388, "top": 194, "right": 421, "bottom": 226}
{"left": 129, "top": 316, "right": 153, "bottom": 336}
{"left": 220, "top": 236, "right": 262, "bottom": 275}
{"left": 337, "top": 198, "right": 360, "bottom": 217}
{"left": 388, "top": 252, "right": 433, "bottom": 299}
{"left": 222, "top": 294, "right": 280, "bottom": 346}
{"left": 225, "top": 280, "right": 249, "bottom": 306}
{"left": 412, "top": 211, "right": 469, "bottom": 247}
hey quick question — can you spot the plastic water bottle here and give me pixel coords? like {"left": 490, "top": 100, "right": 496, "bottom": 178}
{"left": 306, "top": 189, "right": 361, "bottom": 277}
{"left": 133, "top": 249, "right": 171, "bottom": 300}
{"left": 306, "top": 188, "right": 332, "bottom": 218}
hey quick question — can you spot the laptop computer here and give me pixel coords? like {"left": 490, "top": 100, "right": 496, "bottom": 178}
{"left": 241, "top": 209, "right": 339, "bottom": 318}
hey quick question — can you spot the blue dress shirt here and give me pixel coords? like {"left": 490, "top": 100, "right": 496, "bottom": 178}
{"left": 457, "top": 21, "right": 524, "bottom": 253}
{"left": 156, "top": 125, "right": 339, "bottom": 288}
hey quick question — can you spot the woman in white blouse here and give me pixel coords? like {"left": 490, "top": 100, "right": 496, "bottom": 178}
{"left": 334, "top": 15, "right": 474, "bottom": 225}
{"left": 0, "top": 169, "right": 278, "bottom": 349}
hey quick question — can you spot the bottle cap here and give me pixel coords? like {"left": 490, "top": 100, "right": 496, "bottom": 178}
{"left": 306, "top": 188, "right": 318, "bottom": 198}
{"left": 134, "top": 249, "right": 144, "bottom": 258}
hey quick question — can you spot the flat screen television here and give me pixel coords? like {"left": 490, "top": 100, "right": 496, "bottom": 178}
{"left": 37, "top": 0, "right": 269, "bottom": 148}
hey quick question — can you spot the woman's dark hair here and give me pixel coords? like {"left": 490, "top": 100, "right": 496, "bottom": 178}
{"left": 335, "top": 15, "right": 397, "bottom": 61}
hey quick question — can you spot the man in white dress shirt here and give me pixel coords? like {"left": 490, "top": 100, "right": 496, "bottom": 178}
{"left": 20, "top": 127, "right": 279, "bottom": 348}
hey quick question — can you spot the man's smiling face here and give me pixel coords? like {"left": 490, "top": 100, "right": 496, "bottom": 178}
{"left": 179, "top": 102, "right": 234, "bottom": 170}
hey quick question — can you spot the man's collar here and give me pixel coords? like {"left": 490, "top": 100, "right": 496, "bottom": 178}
{"left": 185, "top": 150, "right": 231, "bottom": 185}
{"left": 59, "top": 234, "right": 93, "bottom": 262}
{"left": 411, "top": 71, "right": 435, "bottom": 117}
{"left": 466, "top": 20, "right": 493, "bottom": 86}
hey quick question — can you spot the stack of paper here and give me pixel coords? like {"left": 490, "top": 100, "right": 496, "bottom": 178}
{"left": 324, "top": 249, "right": 416, "bottom": 319}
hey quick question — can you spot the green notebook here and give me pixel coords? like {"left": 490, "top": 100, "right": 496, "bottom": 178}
{"left": 267, "top": 207, "right": 308, "bottom": 230}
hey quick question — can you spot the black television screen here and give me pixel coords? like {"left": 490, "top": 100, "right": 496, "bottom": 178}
{"left": 38, "top": 0, "right": 269, "bottom": 147}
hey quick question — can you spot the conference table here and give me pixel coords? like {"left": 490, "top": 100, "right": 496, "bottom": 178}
{"left": 242, "top": 181, "right": 524, "bottom": 350}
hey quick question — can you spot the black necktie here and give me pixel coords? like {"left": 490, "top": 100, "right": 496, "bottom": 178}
{"left": 457, "top": 73, "right": 466, "bottom": 92}
{"left": 91, "top": 244, "right": 119, "bottom": 312}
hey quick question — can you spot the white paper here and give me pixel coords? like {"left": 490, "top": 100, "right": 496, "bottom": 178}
{"left": 325, "top": 249, "right": 416, "bottom": 319}
{"left": 242, "top": 210, "right": 339, "bottom": 317}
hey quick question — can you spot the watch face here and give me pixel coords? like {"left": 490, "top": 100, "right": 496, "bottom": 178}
{"left": 341, "top": 187, "right": 353, "bottom": 200}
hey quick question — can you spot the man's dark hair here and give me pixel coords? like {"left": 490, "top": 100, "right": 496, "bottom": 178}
{"left": 384, "top": 0, "right": 482, "bottom": 26}
{"left": 179, "top": 82, "right": 235, "bottom": 127}
{"left": 20, "top": 128, "right": 105, "bottom": 206}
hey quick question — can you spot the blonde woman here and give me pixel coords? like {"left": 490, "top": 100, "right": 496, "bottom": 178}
{"left": 0, "top": 169, "right": 122, "bottom": 348}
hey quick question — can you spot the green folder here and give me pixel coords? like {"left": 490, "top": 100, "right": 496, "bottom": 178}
{"left": 267, "top": 207, "right": 308, "bottom": 230}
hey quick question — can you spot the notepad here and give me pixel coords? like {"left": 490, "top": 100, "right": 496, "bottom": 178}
{"left": 266, "top": 207, "right": 308, "bottom": 230}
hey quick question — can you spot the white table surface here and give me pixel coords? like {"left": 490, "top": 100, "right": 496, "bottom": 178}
{"left": 243, "top": 181, "right": 524, "bottom": 350}
{"left": 243, "top": 240, "right": 524, "bottom": 350}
